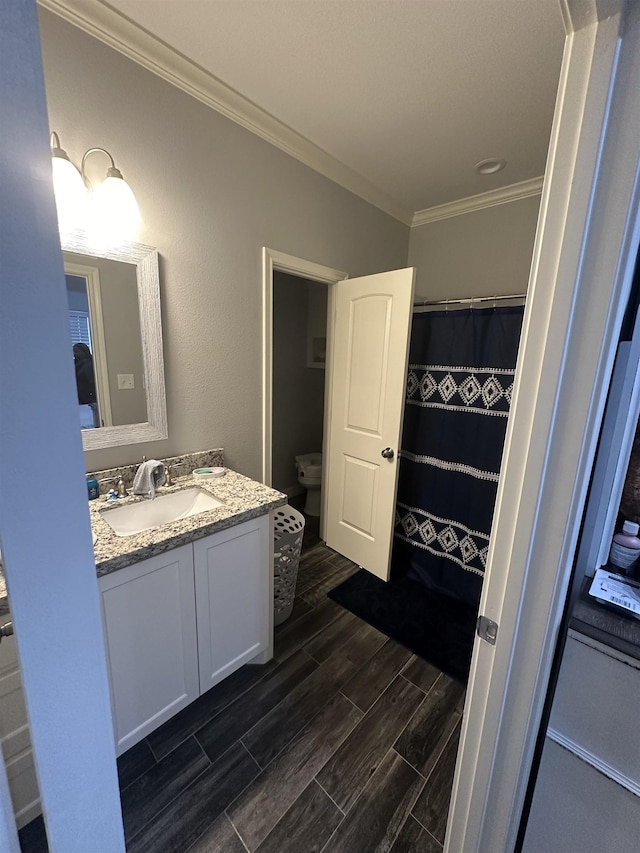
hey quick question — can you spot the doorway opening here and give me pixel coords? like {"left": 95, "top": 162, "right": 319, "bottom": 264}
{"left": 262, "top": 248, "right": 347, "bottom": 542}
{"left": 272, "top": 271, "right": 327, "bottom": 544}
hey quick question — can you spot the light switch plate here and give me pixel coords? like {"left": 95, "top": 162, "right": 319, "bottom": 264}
{"left": 117, "top": 373, "right": 135, "bottom": 390}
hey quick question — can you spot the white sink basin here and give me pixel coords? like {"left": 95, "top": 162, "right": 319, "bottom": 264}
{"left": 100, "top": 487, "right": 224, "bottom": 536}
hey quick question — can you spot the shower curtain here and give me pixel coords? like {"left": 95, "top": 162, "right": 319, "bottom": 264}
{"left": 391, "top": 305, "right": 524, "bottom": 607}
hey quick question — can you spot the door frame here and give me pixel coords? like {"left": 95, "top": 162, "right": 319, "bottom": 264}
{"left": 64, "top": 260, "right": 114, "bottom": 427}
{"left": 0, "top": 2, "right": 125, "bottom": 848}
{"left": 448, "top": 2, "right": 640, "bottom": 849}
{"left": 261, "top": 248, "right": 347, "bottom": 535}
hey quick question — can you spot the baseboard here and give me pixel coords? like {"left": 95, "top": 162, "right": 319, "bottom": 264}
{"left": 547, "top": 727, "right": 640, "bottom": 798}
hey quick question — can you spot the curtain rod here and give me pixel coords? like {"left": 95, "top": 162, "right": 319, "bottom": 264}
{"left": 413, "top": 292, "right": 526, "bottom": 309}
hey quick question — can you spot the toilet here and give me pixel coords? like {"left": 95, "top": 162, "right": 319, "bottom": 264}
{"left": 295, "top": 452, "right": 323, "bottom": 516}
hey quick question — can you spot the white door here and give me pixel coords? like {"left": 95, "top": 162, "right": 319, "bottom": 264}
{"left": 324, "top": 268, "right": 415, "bottom": 580}
{"left": 447, "top": 6, "right": 640, "bottom": 852}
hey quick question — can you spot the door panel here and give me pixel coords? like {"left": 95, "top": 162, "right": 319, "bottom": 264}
{"left": 342, "top": 455, "right": 377, "bottom": 536}
{"left": 325, "top": 268, "right": 414, "bottom": 580}
{"left": 346, "top": 297, "right": 390, "bottom": 433}
{"left": 193, "top": 517, "right": 270, "bottom": 692}
{"left": 99, "top": 544, "right": 199, "bottom": 755}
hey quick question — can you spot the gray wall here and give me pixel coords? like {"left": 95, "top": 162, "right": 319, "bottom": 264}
{"left": 272, "top": 273, "right": 327, "bottom": 494}
{"left": 408, "top": 195, "right": 541, "bottom": 300}
{"left": 37, "top": 9, "right": 409, "bottom": 479}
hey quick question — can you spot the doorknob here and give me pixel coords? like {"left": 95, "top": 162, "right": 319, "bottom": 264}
{"left": 381, "top": 447, "right": 395, "bottom": 459}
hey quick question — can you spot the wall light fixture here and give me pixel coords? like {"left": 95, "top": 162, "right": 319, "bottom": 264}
{"left": 50, "top": 131, "right": 140, "bottom": 243}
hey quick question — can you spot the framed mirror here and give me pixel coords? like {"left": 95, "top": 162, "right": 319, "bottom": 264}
{"left": 62, "top": 231, "right": 167, "bottom": 450}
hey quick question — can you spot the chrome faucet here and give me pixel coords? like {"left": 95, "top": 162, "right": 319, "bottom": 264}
{"left": 164, "top": 463, "right": 174, "bottom": 487}
{"left": 116, "top": 472, "right": 128, "bottom": 497}
{"left": 99, "top": 471, "right": 128, "bottom": 497}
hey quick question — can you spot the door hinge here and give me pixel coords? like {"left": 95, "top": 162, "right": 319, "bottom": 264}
{"left": 476, "top": 615, "right": 498, "bottom": 645}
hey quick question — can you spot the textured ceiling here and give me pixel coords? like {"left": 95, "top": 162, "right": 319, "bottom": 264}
{"left": 99, "top": 0, "right": 566, "bottom": 215}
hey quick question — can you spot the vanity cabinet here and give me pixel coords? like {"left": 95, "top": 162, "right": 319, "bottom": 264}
{"left": 99, "top": 543, "right": 199, "bottom": 755}
{"left": 98, "top": 515, "right": 272, "bottom": 755}
{"left": 194, "top": 515, "right": 271, "bottom": 693}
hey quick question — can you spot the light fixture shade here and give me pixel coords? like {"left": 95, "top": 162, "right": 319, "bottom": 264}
{"left": 51, "top": 154, "right": 88, "bottom": 233}
{"left": 91, "top": 175, "right": 141, "bottom": 243}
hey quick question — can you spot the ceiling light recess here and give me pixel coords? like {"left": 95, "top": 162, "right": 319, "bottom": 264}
{"left": 474, "top": 157, "right": 506, "bottom": 175}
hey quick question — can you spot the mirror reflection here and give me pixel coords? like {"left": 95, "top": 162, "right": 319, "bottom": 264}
{"left": 60, "top": 232, "right": 167, "bottom": 451}
{"left": 64, "top": 252, "right": 147, "bottom": 429}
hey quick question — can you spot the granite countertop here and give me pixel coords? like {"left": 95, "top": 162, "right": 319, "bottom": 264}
{"left": 92, "top": 469, "right": 287, "bottom": 577}
{"left": 0, "top": 470, "right": 286, "bottom": 612}
{"left": 571, "top": 576, "right": 640, "bottom": 661}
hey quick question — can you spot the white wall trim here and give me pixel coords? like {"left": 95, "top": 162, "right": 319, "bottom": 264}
{"left": 38, "top": 0, "right": 413, "bottom": 227}
{"left": 561, "top": 0, "right": 624, "bottom": 32}
{"left": 64, "top": 260, "right": 114, "bottom": 428}
{"left": 411, "top": 177, "right": 544, "bottom": 227}
{"left": 0, "top": 0, "right": 125, "bottom": 846}
{"left": 262, "top": 248, "right": 346, "bottom": 493}
{"left": 447, "top": 4, "right": 640, "bottom": 851}
{"left": 547, "top": 728, "right": 640, "bottom": 798}
{"left": 568, "top": 627, "right": 640, "bottom": 669}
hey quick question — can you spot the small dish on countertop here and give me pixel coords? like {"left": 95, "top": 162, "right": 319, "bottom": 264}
{"left": 193, "top": 467, "right": 225, "bottom": 479}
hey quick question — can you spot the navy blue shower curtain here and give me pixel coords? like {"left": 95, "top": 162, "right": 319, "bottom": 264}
{"left": 391, "top": 306, "right": 524, "bottom": 607}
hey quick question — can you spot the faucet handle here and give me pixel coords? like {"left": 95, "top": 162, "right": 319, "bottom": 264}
{"left": 163, "top": 464, "right": 174, "bottom": 487}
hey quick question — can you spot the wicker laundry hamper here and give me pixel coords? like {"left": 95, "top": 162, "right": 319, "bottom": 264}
{"left": 273, "top": 504, "right": 305, "bottom": 626}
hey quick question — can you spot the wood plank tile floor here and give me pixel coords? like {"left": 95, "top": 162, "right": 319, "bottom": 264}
{"left": 20, "top": 534, "right": 463, "bottom": 853}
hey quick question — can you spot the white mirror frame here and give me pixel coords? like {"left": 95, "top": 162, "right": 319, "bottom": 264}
{"left": 62, "top": 231, "right": 168, "bottom": 450}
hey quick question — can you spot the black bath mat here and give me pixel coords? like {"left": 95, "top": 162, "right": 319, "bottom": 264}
{"left": 328, "top": 570, "right": 477, "bottom": 684}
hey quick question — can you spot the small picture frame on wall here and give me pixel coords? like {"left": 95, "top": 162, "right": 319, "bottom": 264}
{"left": 308, "top": 336, "right": 326, "bottom": 369}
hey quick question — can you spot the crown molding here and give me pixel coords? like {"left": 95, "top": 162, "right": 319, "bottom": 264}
{"left": 39, "top": 0, "right": 545, "bottom": 232}
{"left": 38, "top": 0, "right": 413, "bottom": 226}
{"left": 411, "top": 176, "right": 544, "bottom": 227}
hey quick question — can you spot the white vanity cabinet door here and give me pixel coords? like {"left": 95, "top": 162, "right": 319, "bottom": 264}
{"left": 193, "top": 515, "right": 272, "bottom": 693}
{"left": 98, "top": 543, "right": 199, "bottom": 756}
